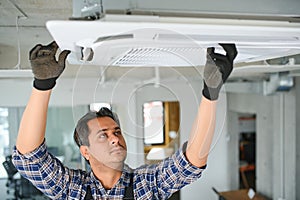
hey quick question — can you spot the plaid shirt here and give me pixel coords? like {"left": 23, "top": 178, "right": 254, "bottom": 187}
{"left": 12, "top": 141, "right": 205, "bottom": 200}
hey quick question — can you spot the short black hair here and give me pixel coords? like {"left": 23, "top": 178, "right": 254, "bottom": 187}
{"left": 73, "top": 107, "right": 120, "bottom": 148}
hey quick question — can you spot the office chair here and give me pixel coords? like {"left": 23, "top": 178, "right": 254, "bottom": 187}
{"left": 16, "top": 176, "right": 45, "bottom": 199}
{"left": 2, "top": 155, "right": 18, "bottom": 199}
{"left": 2, "top": 155, "right": 49, "bottom": 200}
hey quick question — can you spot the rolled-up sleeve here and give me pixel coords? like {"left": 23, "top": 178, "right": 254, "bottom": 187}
{"left": 135, "top": 142, "right": 206, "bottom": 200}
{"left": 12, "top": 141, "right": 70, "bottom": 199}
{"left": 172, "top": 142, "right": 206, "bottom": 180}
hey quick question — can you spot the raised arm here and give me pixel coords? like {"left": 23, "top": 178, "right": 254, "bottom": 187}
{"left": 185, "top": 44, "right": 237, "bottom": 167}
{"left": 16, "top": 42, "right": 70, "bottom": 154}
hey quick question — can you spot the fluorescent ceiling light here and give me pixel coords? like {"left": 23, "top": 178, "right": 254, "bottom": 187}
{"left": 46, "top": 15, "right": 300, "bottom": 67}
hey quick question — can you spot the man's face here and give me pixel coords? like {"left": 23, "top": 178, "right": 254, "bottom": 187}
{"left": 84, "top": 116, "right": 127, "bottom": 170}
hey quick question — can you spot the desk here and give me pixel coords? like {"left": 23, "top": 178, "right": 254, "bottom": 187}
{"left": 217, "top": 189, "right": 269, "bottom": 200}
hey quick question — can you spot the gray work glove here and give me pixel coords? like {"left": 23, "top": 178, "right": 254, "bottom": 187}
{"left": 29, "top": 41, "right": 70, "bottom": 90}
{"left": 202, "top": 43, "right": 237, "bottom": 100}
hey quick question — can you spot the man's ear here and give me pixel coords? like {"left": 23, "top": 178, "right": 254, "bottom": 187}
{"left": 79, "top": 146, "right": 89, "bottom": 161}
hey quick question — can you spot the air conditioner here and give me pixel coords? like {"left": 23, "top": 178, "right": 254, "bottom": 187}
{"left": 46, "top": 14, "right": 300, "bottom": 67}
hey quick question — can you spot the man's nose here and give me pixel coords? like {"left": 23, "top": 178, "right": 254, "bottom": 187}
{"left": 109, "top": 133, "right": 119, "bottom": 145}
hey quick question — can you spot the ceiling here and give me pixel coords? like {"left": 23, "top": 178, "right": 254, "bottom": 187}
{"left": 1, "top": 0, "right": 300, "bottom": 82}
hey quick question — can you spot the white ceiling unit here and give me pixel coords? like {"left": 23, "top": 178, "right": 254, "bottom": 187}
{"left": 46, "top": 15, "right": 300, "bottom": 67}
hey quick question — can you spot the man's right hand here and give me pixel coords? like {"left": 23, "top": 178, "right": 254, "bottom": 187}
{"left": 30, "top": 41, "right": 70, "bottom": 90}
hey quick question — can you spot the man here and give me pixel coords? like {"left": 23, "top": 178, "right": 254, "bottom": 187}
{"left": 12, "top": 41, "right": 237, "bottom": 199}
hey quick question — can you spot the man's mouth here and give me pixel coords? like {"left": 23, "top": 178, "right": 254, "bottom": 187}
{"left": 110, "top": 147, "right": 125, "bottom": 154}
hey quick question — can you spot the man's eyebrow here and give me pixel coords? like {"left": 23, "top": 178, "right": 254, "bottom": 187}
{"left": 96, "top": 127, "right": 121, "bottom": 133}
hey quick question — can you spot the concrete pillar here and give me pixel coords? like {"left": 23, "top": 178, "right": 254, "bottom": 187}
{"left": 296, "top": 78, "right": 300, "bottom": 200}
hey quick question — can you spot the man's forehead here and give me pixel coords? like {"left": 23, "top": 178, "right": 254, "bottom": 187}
{"left": 88, "top": 117, "right": 119, "bottom": 129}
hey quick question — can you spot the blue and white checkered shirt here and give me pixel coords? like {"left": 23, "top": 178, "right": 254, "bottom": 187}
{"left": 12, "top": 141, "right": 205, "bottom": 199}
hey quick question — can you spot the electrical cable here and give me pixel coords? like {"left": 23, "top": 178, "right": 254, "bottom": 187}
{"left": 7, "top": 0, "right": 28, "bottom": 70}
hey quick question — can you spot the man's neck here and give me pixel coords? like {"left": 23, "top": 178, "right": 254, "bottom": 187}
{"left": 92, "top": 163, "right": 123, "bottom": 189}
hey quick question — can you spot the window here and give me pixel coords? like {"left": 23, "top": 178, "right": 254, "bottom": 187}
{"left": 143, "top": 101, "right": 165, "bottom": 145}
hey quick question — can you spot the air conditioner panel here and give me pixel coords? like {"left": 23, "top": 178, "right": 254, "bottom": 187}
{"left": 46, "top": 17, "right": 300, "bottom": 67}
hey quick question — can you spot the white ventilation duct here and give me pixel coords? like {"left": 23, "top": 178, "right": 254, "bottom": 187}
{"left": 46, "top": 15, "right": 300, "bottom": 67}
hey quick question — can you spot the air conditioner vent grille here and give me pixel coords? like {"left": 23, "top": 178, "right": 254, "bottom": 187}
{"left": 113, "top": 47, "right": 203, "bottom": 67}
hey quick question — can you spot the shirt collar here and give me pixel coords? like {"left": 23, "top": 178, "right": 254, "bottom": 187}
{"left": 89, "top": 164, "right": 133, "bottom": 189}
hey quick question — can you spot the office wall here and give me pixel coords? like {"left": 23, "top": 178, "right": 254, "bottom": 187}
{"left": 227, "top": 87, "right": 297, "bottom": 200}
